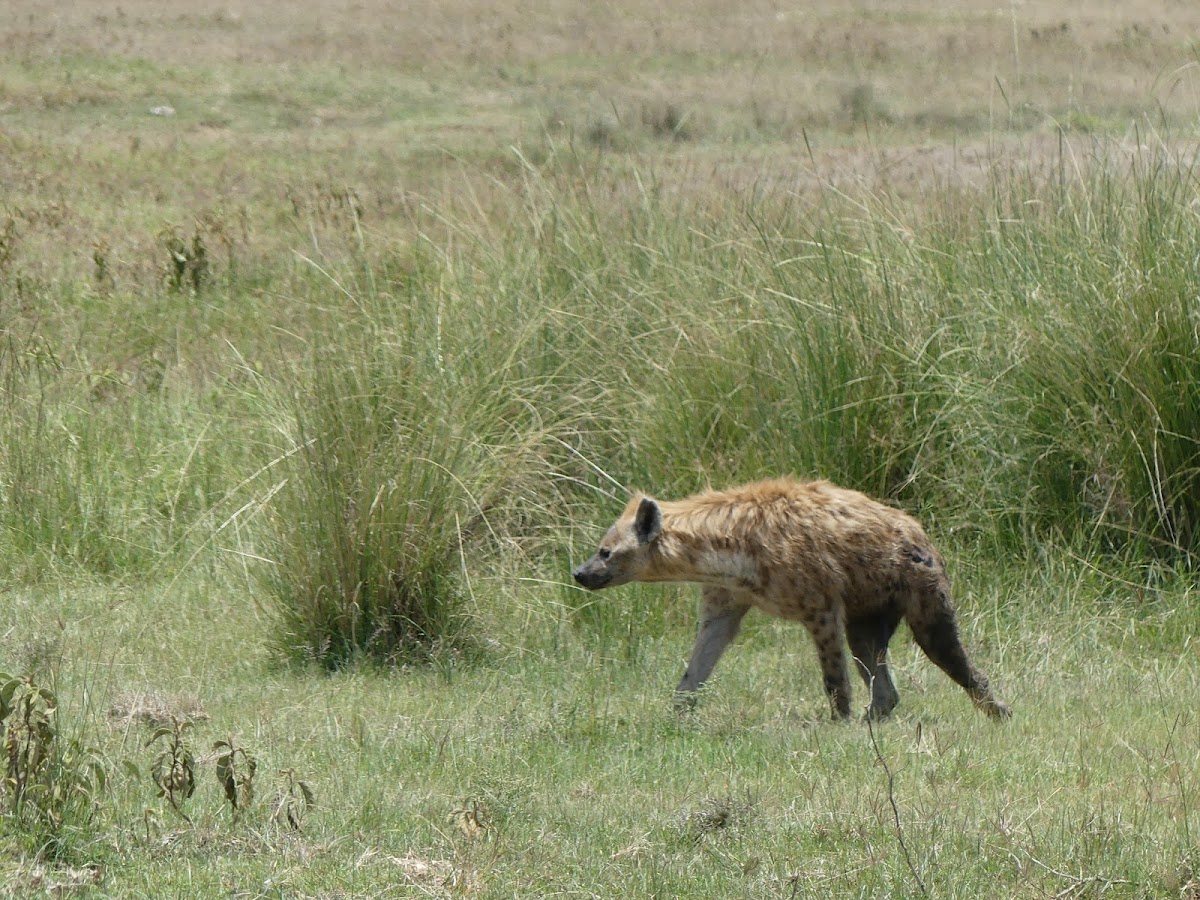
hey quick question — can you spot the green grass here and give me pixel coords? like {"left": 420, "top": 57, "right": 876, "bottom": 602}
{"left": 4, "top": 2, "right": 1200, "bottom": 894}
{"left": 2, "top": 563, "right": 1197, "bottom": 896}
{"left": 4, "top": 147, "right": 1200, "bottom": 895}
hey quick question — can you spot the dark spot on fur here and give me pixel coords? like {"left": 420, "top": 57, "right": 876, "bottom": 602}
{"left": 909, "top": 546, "right": 935, "bottom": 567}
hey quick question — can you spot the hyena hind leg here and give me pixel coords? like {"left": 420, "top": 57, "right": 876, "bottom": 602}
{"left": 846, "top": 610, "right": 903, "bottom": 720}
{"left": 908, "top": 591, "right": 1011, "bottom": 719}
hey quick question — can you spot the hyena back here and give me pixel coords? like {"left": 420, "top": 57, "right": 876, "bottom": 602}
{"left": 572, "top": 477, "right": 1011, "bottom": 721}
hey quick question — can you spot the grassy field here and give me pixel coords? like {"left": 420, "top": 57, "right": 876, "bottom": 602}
{"left": 3, "top": 1, "right": 1200, "bottom": 897}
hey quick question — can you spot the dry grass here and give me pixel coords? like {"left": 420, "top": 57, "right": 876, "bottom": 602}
{"left": 0, "top": 4, "right": 1184, "bottom": 306}
{"left": 106, "top": 690, "right": 210, "bottom": 730}
{"left": 3, "top": 0, "right": 1198, "bottom": 297}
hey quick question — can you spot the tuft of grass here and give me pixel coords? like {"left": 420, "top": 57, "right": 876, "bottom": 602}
{"left": 915, "top": 143, "right": 1200, "bottom": 558}
{"left": 260, "top": 342, "right": 487, "bottom": 667}
{"left": 840, "top": 81, "right": 893, "bottom": 127}
{"left": 253, "top": 242, "right": 597, "bottom": 667}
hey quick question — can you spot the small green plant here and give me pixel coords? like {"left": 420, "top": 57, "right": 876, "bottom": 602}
{"left": 213, "top": 737, "right": 257, "bottom": 819}
{"left": 160, "top": 224, "right": 208, "bottom": 293}
{"left": 91, "top": 239, "right": 110, "bottom": 289}
{"left": 271, "top": 768, "right": 314, "bottom": 831}
{"left": 146, "top": 717, "right": 196, "bottom": 823}
{"left": 1, "top": 672, "right": 59, "bottom": 817}
{"left": 0, "top": 671, "right": 106, "bottom": 857}
{"left": 0, "top": 215, "right": 17, "bottom": 277}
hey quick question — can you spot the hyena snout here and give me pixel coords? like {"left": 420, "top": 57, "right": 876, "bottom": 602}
{"left": 572, "top": 560, "right": 608, "bottom": 590}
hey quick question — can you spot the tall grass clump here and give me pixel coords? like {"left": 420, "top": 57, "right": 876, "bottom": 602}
{"left": 932, "top": 143, "right": 1200, "bottom": 558}
{"left": 513, "top": 139, "right": 1200, "bottom": 565}
{"left": 754, "top": 208, "right": 966, "bottom": 508}
{"left": 256, "top": 243, "right": 598, "bottom": 667}
{"left": 261, "top": 340, "right": 489, "bottom": 668}
{"left": 579, "top": 186, "right": 973, "bottom": 526}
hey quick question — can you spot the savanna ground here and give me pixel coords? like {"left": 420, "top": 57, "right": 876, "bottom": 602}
{"left": 2, "top": 1, "right": 1200, "bottom": 897}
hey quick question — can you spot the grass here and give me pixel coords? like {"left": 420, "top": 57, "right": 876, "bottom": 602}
{"left": 2, "top": 565, "right": 1198, "bottom": 896}
{"left": 3, "top": 0, "right": 1200, "bottom": 895}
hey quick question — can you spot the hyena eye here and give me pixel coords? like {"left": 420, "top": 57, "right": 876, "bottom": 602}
{"left": 598, "top": 548, "right": 612, "bottom": 561}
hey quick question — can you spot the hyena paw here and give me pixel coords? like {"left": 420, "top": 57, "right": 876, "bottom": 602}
{"left": 983, "top": 699, "right": 1012, "bottom": 720}
{"left": 863, "top": 704, "right": 895, "bottom": 722}
{"left": 673, "top": 691, "right": 699, "bottom": 714}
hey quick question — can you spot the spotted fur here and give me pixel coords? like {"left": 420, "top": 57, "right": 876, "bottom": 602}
{"left": 573, "top": 478, "right": 1011, "bottom": 721}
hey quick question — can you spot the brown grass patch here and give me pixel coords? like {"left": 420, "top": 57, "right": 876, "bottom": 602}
{"left": 107, "top": 689, "right": 209, "bottom": 729}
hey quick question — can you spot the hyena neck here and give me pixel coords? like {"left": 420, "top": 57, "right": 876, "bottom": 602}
{"left": 642, "top": 508, "right": 761, "bottom": 590}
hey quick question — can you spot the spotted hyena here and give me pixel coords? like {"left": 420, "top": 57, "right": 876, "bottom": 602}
{"left": 572, "top": 478, "right": 1011, "bottom": 721}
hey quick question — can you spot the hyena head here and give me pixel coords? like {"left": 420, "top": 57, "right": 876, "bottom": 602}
{"left": 572, "top": 495, "right": 663, "bottom": 590}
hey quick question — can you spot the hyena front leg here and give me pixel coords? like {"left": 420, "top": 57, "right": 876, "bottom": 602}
{"left": 805, "top": 609, "right": 853, "bottom": 720}
{"left": 674, "top": 587, "right": 751, "bottom": 710}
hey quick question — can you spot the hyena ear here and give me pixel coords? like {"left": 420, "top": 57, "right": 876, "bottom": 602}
{"left": 633, "top": 496, "right": 663, "bottom": 544}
